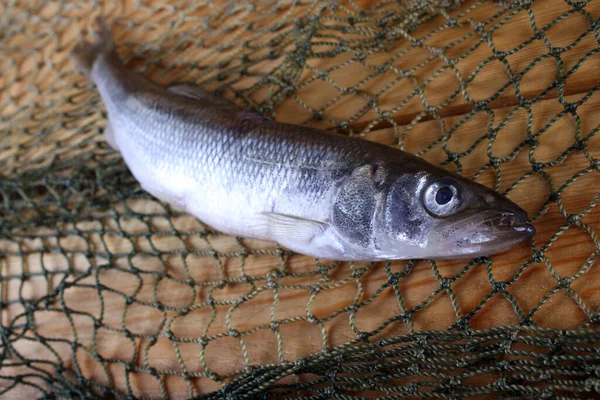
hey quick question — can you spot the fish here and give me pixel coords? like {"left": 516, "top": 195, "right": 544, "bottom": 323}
{"left": 70, "top": 17, "right": 535, "bottom": 261}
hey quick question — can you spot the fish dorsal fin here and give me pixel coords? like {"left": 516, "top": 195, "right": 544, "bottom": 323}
{"left": 167, "top": 84, "right": 234, "bottom": 106}
{"left": 256, "top": 212, "right": 327, "bottom": 246}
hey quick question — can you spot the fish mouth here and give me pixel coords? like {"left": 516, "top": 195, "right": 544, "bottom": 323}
{"left": 482, "top": 211, "right": 535, "bottom": 233}
{"left": 432, "top": 209, "right": 535, "bottom": 259}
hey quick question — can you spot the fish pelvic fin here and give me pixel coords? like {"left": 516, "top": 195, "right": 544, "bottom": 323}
{"left": 70, "top": 16, "right": 115, "bottom": 78}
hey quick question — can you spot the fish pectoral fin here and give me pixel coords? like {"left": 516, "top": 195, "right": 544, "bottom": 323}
{"left": 167, "top": 84, "right": 234, "bottom": 106}
{"left": 258, "top": 212, "right": 327, "bottom": 246}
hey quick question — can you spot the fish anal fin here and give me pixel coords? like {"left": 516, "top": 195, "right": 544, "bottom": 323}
{"left": 103, "top": 122, "right": 119, "bottom": 151}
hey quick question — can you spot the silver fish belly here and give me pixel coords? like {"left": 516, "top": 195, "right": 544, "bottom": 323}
{"left": 70, "top": 18, "right": 535, "bottom": 261}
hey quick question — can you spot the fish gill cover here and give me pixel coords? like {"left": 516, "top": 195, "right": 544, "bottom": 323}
{"left": 0, "top": 0, "right": 599, "bottom": 398}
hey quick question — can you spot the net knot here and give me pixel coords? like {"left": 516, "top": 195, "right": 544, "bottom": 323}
{"left": 475, "top": 256, "right": 489, "bottom": 264}
{"left": 399, "top": 312, "right": 412, "bottom": 323}
{"left": 351, "top": 268, "right": 364, "bottom": 279}
{"left": 357, "top": 331, "right": 370, "bottom": 342}
{"left": 473, "top": 22, "right": 486, "bottom": 34}
{"left": 572, "top": 139, "right": 585, "bottom": 150}
{"left": 549, "top": 45, "right": 565, "bottom": 56}
{"left": 439, "top": 278, "right": 451, "bottom": 289}
{"left": 317, "top": 264, "right": 330, "bottom": 275}
{"left": 446, "top": 18, "right": 459, "bottom": 28}
{"left": 388, "top": 273, "right": 401, "bottom": 286}
{"left": 495, "top": 51, "right": 508, "bottom": 61}
{"left": 526, "top": 135, "right": 538, "bottom": 146}
{"left": 492, "top": 281, "right": 507, "bottom": 292}
{"left": 448, "top": 153, "right": 459, "bottom": 163}
{"left": 564, "top": 102, "right": 578, "bottom": 114}
{"left": 520, "top": 316, "right": 534, "bottom": 326}
{"left": 25, "top": 302, "right": 36, "bottom": 313}
{"left": 453, "top": 318, "right": 468, "bottom": 330}
{"left": 557, "top": 278, "right": 570, "bottom": 288}
{"left": 566, "top": 214, "right": 579, "bottom": 224}
{"left": 267, "top": 279, "right": 277, "bottom": 289}
{"left": 534, "top": 29, "right": 545, "bottom": 40}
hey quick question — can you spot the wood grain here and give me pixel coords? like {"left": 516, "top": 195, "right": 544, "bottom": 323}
{"left": 1, "top": 0, "right": 599, "bottom": 398}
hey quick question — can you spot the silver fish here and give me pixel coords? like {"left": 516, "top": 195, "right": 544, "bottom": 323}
{"left": 70, "top": 18, "right": 534, "bottom": 261}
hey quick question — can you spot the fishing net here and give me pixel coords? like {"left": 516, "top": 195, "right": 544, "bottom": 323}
{"left": 1, "top": 0, "right": 600, "bottom": 398}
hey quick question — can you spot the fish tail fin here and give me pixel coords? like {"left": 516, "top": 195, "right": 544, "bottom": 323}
{"left": 70, "top": 16, "right": 115, "bottom": 78}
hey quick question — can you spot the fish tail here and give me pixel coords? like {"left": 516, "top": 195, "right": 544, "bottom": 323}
{"left": 70, "top": 17, "right": 115, "bottom": 78}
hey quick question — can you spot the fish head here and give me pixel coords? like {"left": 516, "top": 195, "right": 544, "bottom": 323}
{"left": 377, "top": 166, "right": 535, "bottom": 260}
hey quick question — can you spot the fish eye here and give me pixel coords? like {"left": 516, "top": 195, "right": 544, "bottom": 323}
{"left": 423, "top": 179, "right": 462, "bottom": 217}
{"left": 435, "top": 186, "right": 453, "bottom": 205}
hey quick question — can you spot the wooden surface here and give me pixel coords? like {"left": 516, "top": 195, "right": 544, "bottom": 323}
{"left": 1, "top": 0, "right": 600, "bottom": 398}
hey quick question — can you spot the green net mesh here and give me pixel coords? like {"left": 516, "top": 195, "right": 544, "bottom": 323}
{"left": 1, "top": 0, "right": 600, "bottom": 398}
